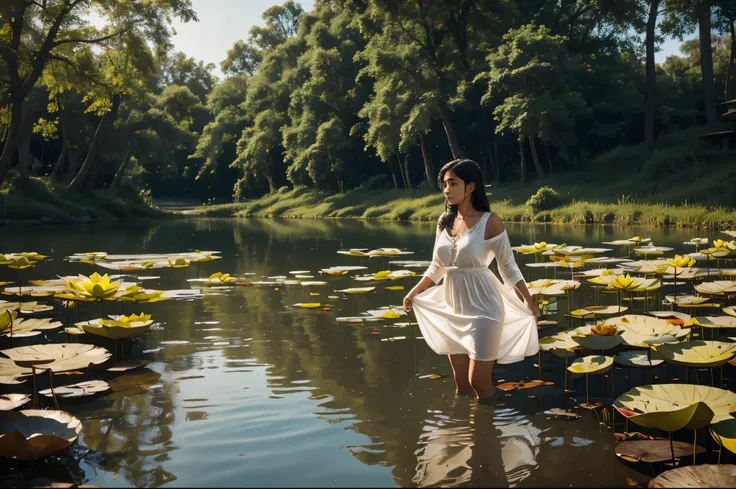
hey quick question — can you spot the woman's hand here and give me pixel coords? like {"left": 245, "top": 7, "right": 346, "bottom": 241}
{"left": 526, "top": 300, "right": 540, "bottom": 323}
{"left": 403, "top": 292, "right": 416, "bottom": 312}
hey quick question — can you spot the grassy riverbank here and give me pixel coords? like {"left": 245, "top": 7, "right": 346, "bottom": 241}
{"left": 0, "top": 177, "right": 168, "bottom": 225}
{"left": 193, "top": 129, "right": 736, "bottom": 228}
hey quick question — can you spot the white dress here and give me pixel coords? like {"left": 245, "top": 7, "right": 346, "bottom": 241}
{"left": 412, "top": 212, "right": 539, "bottom": 363}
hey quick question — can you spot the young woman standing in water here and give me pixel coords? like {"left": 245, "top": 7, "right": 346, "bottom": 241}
{"left": 403, "top": 159, "right": 540, "bottom": 399}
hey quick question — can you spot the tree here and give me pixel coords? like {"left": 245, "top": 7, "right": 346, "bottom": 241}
{"left": 0, "top": 0, "right": 197, "bottom": 184}
{"left": 477, "top": 24, "right": 589, "bottom": 184}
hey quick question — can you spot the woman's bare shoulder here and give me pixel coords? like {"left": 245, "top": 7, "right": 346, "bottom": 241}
{"left": 483, "top": 213, "right": 506, "bottom": 240}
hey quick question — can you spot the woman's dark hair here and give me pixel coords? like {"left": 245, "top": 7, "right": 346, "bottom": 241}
{"left": 437, "top": 159, "right": 490, "bottom": 232}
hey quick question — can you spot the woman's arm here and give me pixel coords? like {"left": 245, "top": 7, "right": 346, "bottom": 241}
{"left": 404, "top": 216, "right": 445, "bottom": 311}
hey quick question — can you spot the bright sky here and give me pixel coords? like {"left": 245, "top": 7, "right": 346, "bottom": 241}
{"left": 93, "top": 0, "right": 687, "bottom": 80}
{"left": 170, "top": 0, "right": 315, "bottom": 79}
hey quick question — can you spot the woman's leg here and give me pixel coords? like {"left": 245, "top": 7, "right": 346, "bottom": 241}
{"left": 448, "top": 354, "right": 474, "bottom": 395}
{"left": 469, "top": 359, "right": 496, "bottom": 399}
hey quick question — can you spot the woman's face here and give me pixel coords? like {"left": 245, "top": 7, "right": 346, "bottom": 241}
{"left": 442, "top": 170, "right": 474, "bottom": 206}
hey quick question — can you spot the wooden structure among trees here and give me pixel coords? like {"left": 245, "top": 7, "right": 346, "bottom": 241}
{"left": 701, "top": 100, "right": 736, "bottom": 149}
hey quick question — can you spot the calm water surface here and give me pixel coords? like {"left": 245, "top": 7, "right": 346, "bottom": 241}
{"left": 0, "top": 218, "right": 729, "bottom": 487}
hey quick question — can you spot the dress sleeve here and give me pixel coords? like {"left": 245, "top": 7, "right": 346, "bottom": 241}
{"left": 489, "top": 231, "right": 524, "bottom": 287}
{"left": 423, "top": 220, "right": 446, "bottom": 284}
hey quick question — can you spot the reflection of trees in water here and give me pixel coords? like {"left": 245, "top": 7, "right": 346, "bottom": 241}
{"left": 75, "top": 368, "right": 179, "bottom": 488}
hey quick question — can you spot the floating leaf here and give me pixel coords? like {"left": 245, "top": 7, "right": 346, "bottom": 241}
{"left": 0, "top": 394, "right": 30, "bottom": 411}
{"left": 654, "top": 341, "right": 736, "bottom": 368}
{"left": 616, "top": 440, "right": 705, "bottom": 463}
{"left": 0, "top": 409, "right": 82, "bottom": 460}
{"left": 648, "top": 464, "right": 736, "bottom": 488}
{"left": 39, "top": 380, "right": 110, "bottom": 399}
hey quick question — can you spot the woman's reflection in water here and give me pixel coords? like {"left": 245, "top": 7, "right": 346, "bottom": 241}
{"left": 413, "top": 396, "right": 542, "bottom": 488}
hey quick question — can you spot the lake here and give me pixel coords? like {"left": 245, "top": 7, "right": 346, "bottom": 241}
{"left": 0, "top": 217, "right": 731, "bottom": 487}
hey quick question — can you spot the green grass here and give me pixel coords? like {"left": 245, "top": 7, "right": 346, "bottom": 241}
{"left": 191, "top": 128, "right": 736, "bottom": 228}
{"left": 0, "top": 177, "right": 169, "bottom": 223}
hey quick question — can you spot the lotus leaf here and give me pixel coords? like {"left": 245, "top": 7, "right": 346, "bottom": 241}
{"left": 615, "top": 384, "right": 736, "bottom": 430}
{"left": 549, "top": 245, "right": 611, "bottom": 256}
{"left": 3, "top": 317, "right": 62, "bottom": 338}
{"left": 654, "top": 340, "right": 736, "bottom": 368}
{"left": 567, "top": 355, "right": 613, "bottom": 374}
{"left": 539, "top": 330, "right": 580, "bottom": 355}
{"left": 293, "top": 303, "right": 322, "bottom": 309}
{"left": 319, "top": 266, "right": 367, "bottom": 276}
{"left": 603, "top": 237, "right": 651, "bottom": 246}
{"left": 722, "top": 306, "right": 736, "bottom": 318}
{"left": 0, "top": 394, "right": 30, "bottom": 411}
{"left": 634, "top": 245, "right": 673, "bottom": 255}
{"left": 0, "top": 409, "right": 82, "bottom": 459}
{"left": 0, "top": 344, "right": 111, "bottom": 373}
{"left": 619, "top": 401, "right": 714, "bottom": 432}
{"left": 107, "top": 359, "right": 149, "bottom": 372}
{"left": 711, "top": 419, "right": 736, "bottom": 455}
{"left": 572, "top": 331, "right": 623, "bottom": 350}
{"left": 616, "top": 440, "right": 705, "bottom": 463}
{"left": 300, "top": 281, "right": 328, "bottom": 286}
{"left": 690, "top": 316, "right": 736, "bottom": 329}
{"left": 664, "top": 295, "right": 709, "bottom": 305}
{"left": 695, "top": 281, "right": 736, "bottom": 295}
{"left": 0, "top": 309, "right": 17, "bottom": 330}
{"left": 649, "top": 311, "right": 692, "bottom": 321}
{"left": 77, "top": 316, "right": 152, "bottom": 340}
{"left": 609, "top": 315, "right": 689, "bottom": 347}
{"left": 337, "top": 287, "right": 375, "bottom": 294}
{"left": 614, "top": 351, "right": 664, "bottom": 367}
{"left": 365, "top": 248, "right": 413, "bottom": 257}
{"left": 39, "top": 380, "right": 109, "bottom": 399}
{"left": 527, "top": 279, "right": 580, "bottom": 296}
{"left": 648, "top": 464, "right": 736, "bottom": 488}
{"left": 569, "top": 305, "right": 627, "bottom": 318}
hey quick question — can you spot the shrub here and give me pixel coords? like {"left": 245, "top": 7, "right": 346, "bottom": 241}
{"left": 526, "top": 186, "right": 563, "bottom": 214}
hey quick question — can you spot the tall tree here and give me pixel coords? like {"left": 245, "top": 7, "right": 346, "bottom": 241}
{"left": 0, "top": 0, "right": 196, "bottom": 184}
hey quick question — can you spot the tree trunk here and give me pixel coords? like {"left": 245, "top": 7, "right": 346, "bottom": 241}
{"left": 109, "top": 145, "right": 133, "bottom": 191}
{"left": 544, "top": 144, "right": 554, "bottom": 173}
{"left": 645, "top": 0, "right": 660, "bottom": 149}
{"left": 0, "top": 96, "right": 24, "bottom": 183}
{"left": 480, "top": 108, "right": 499, "bottom": 184}
{"left": 439, "top": 107, "right": 466, "bottom": 159}
{"left": 518, "top": 138, "right": 527, "bottom": 185}
{"left": 66, "top": 144, "right": 80, "bottom": 183}
{"left": 699, "top": 5, "right": 718, "bottom": 131}
{"left": 17, "top": 115, "right": 34, "bottom": 180}
{"left": 395, "top": 152, "right": 408, "bottom": 189}
{"left": 68, "top": 94, "right": 121, "bottom": 191}
{"left": 398, "top": 151, "right": 413, "bottom": 191}
{"left": 528, "top": 135, "right": 545, "bottom": 179}
{"left": 386, "top": 159, "right": 398, "bottom": 188}
{"left": 418, "top": 133, "right": 433, "bottom": 183}
{"left": 726, "top": 21, "right": 736, "bottom": 101}
{"left": 50, "top": 140, "right": 67, "bottom": 179}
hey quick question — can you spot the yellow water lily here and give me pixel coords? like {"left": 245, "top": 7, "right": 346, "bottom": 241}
{"left": 373, "top": 270, "right": 391, "bottom": 279}
{"left": 513, "top": 242, "right": 554, "bottom": 254}
{"left": 116, "top": 286, "right": 166, "bottom": 303}
{"left": 7, "top": 257, "right": 34, "bottom": 270}
{"left": 66, "top": 273, "right": 120, "bottom": 299}
{"left": 609, "top": 274, "right": 642, "bottom": 291}
{"left": 667, "top": 254, "right": 696, "bottom": 268}
{"left": 99, "top": 313, "right": 153, "bottom": 328}
{"left": 207, "top": 272, "right": 236, "bottom": 284}
{"left": 591, "top": 324, "right": 618, "bottom": 336}
{"left": 169, "top": 258, "right": 190, "bottom": 268}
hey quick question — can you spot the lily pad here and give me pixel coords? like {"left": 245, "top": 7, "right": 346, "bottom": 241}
{"left": 614, "top": 351, "right": 665, "bottom": 368}
{"left": 0, "top": 394, "right": 30, "bottom": 411}
{"left": 39, "top": 380, "right": 110, "bottom": 399}
{"left": 616, "top": 440, "right": 705, "bottom": 463}
{"left": 695, "top": 281, "right": 736, "bottom": 295}
{"left": 654, "top": 340, "right": 736, "bottom": 368}
{"left": 3, "top": 317, "right": 63, "bottom": 338}
{"left": 0, "top": 344, "right": 111, "bottom": 373}
{"left": 567, "top": 355, "right": 613, "bottom": 374}
{"left": 615, "top": 384, "right": 736, "bottom": 433}
{"left": 648, "top": 464, "right": 736, "bottom": 488}
{"left": 337, "top": 287, "right": 376, "bottom": 295}
{"left": 691, "top": 316, "right": 736, "bottom": 329}
{"left": 610, "top": 315, "right": 690, "bottom": 347}
{"left": 0, "top": 409, "right": 82, "bottom": 460}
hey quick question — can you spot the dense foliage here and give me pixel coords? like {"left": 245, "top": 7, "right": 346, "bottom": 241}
{"left": 0, "top": 0, "right": 734, "bottom": 202}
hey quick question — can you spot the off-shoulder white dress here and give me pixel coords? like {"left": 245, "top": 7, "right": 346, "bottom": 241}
{"left": 412, "top": 212, "right": 539, "bottom": 363}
